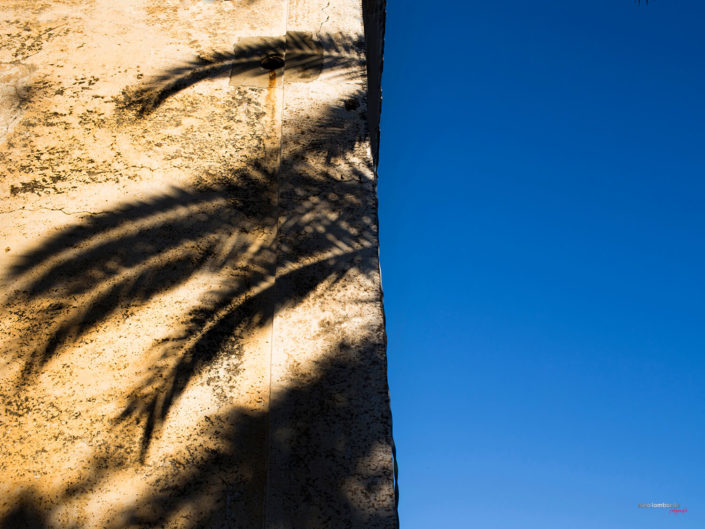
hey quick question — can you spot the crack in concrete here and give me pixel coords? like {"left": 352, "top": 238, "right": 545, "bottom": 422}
{"left": 19, "top": 24, "right": 69, "bottom": 60}
{"left": 319, "top": 1, "right": 331, "bottom": 32}
{"left": 0, "top": 206, "right": 93, "bottom": 216}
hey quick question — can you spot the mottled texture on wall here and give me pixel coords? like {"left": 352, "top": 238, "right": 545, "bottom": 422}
{"left": 0, "top": 1, "right": 396, "bottom": 528}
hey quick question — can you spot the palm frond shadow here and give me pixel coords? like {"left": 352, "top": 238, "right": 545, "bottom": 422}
{"left": 4, "top": 70, "right": 374, "bottom": 457}
{"left": 117, "top": 31, "right": 365, "bottom": 116}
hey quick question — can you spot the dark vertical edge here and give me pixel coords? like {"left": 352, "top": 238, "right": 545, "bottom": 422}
{"left": 362, "top": 0, "right": 399, "bottom": 526}
{"left": 362, "top": 0, "right": 386, "bottom": 169}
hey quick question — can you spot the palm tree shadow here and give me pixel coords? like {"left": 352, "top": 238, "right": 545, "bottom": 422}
{"left": 1, "top": 29, "right": 396, "bottom": 527}
{"left": 5, "top": 167, "right": 375, "bottom": 457}
{"left": 4, "top": 49, "right": 373, "bottom": 457}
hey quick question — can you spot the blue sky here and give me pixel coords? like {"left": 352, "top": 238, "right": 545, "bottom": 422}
{"left": 378, "top": 1, "right": 705, "bottom": 527}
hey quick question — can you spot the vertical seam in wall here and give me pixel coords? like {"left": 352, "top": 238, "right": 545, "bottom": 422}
{"left": 263, "top": 3, "right": 289, "bottom": 527}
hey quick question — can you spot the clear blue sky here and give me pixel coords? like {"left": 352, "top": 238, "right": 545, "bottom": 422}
{"left": 378, "top": 1, "right": 705, "bottom": 527}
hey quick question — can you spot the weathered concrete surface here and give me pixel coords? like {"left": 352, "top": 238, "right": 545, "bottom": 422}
{"left": 0, "top": 1, "right": 395, "bottom": 528}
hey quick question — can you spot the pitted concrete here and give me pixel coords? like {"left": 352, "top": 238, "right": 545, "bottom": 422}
{"left": 0, "top": 1, "right": 394, "bottom": 528}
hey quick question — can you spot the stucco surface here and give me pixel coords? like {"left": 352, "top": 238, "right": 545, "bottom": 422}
{"left": 0, "top": 1, "right": 395, "bottom": 528}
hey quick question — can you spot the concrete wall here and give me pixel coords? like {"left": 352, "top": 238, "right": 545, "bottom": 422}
{"left": 0, "top": 1, "right": 396, "bottom": 528}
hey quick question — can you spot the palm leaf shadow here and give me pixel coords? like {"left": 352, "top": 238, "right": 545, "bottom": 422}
{"left": 118, "top": 32, "right": 366, "bottom": 116}
{"left": 4, "top": 34, "right": 375, "bottom": 456}
{"left": 6, "top": 174, "right": 273, "bottom": 381}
